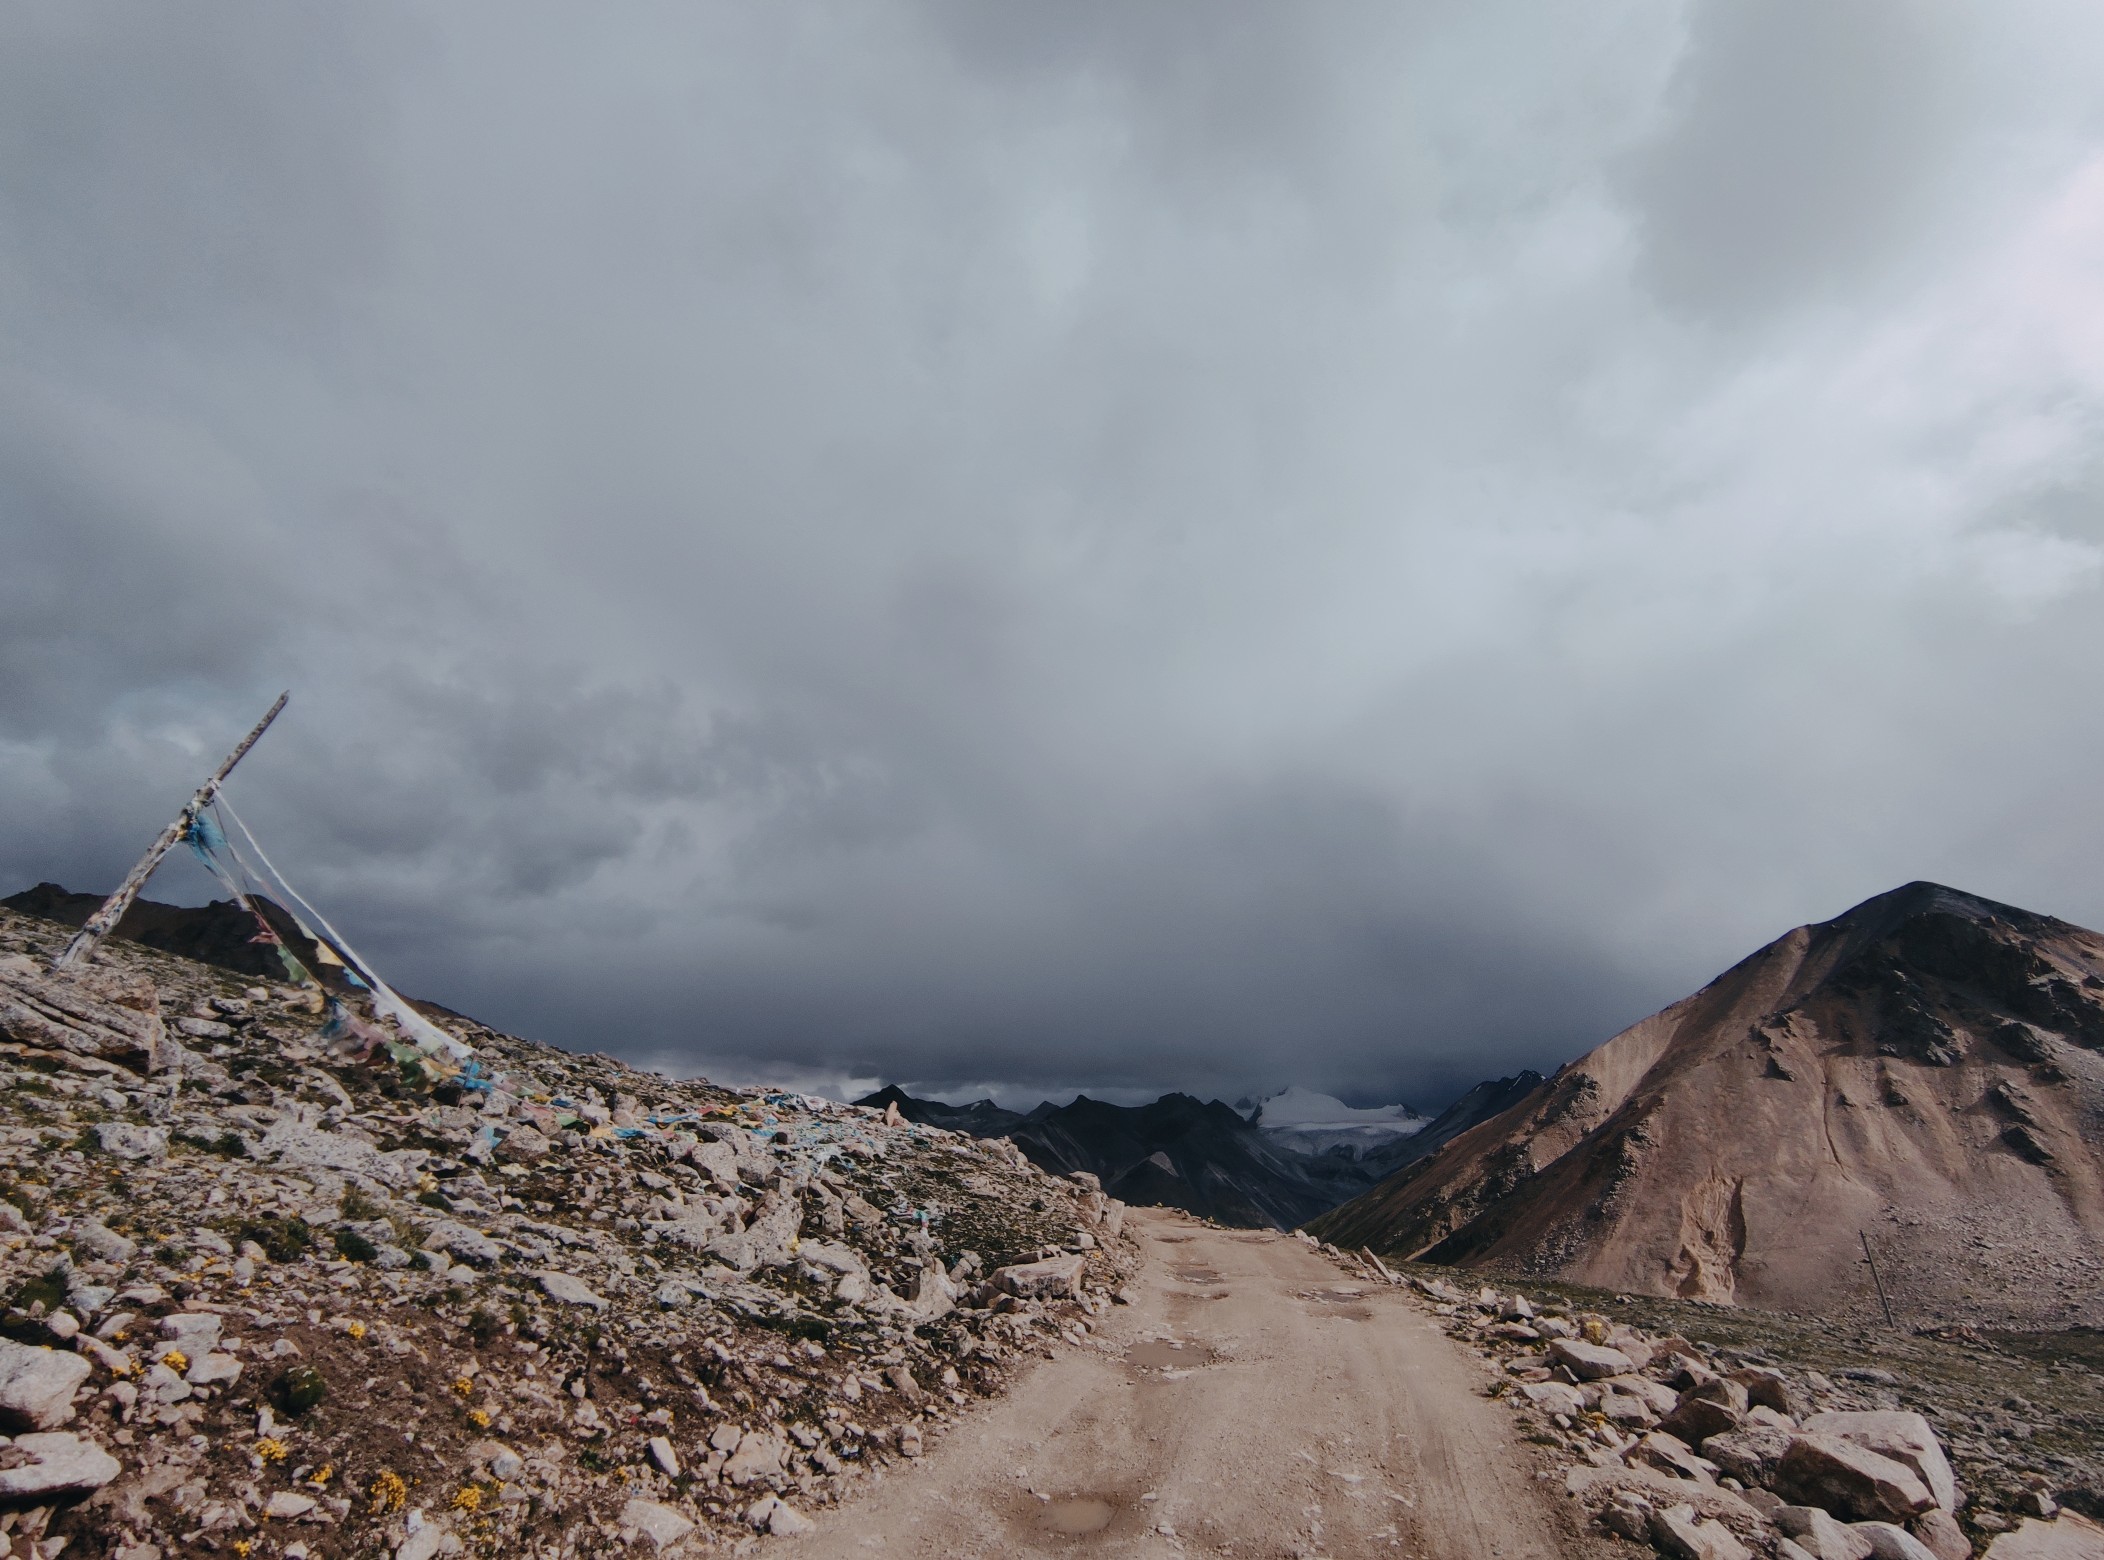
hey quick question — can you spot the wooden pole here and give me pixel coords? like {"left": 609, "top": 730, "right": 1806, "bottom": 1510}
{"left": 50, "top": 692, "right": 290, "bottom": 973}
{"left": 1860, "top": 1229, "right": 1896, "bottom": 1329}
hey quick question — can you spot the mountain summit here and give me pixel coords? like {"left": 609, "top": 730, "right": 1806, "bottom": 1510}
{"left": 1310, "top": 881, "right": 2104, "bottom": 1325}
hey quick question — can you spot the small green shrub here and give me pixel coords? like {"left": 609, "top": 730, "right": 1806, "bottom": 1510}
{"left": 269, "top": 1363, "right": 328, "bottom": 1416}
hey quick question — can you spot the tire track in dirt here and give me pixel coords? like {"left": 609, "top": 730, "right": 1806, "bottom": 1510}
{"left": 779, "top": 1208, "right": 1612, "bottom": 1559}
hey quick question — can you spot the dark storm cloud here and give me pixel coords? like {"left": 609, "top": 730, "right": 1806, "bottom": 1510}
{"left": 6, "top": 2, "right": 2104, "bottom": 1111}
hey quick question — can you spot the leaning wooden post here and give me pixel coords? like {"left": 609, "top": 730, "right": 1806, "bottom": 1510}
{"left": 50, "top": 692, "right": 290, "bottom": 973}
{"left": 1860, "top": 1229, "right": 1897, "bottom": 1329}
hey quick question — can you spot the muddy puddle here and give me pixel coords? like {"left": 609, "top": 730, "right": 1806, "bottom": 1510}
{"left": 1304, "top": 1287, "right": 1373, "bottom": 1319}
{"left": 1037, "top": 1497, "right": 1117, "bottom": 1536}
{"left": 1125, "top": 1339, "right": 1212, "bottom": 1370}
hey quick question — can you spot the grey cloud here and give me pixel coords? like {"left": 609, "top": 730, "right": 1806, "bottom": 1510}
{"left": 5, "top": 3, "right": 2104, "bottom": 1112}
{"left": 1621, "top": 0, "right": 1964, "bottom": 318}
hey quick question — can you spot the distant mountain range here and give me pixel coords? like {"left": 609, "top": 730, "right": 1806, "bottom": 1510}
{"left": 1309, "top": 881, "right": 2104, "bottom": 1326}
{"left": 856, "top": 1073, "right": 1539, "bottom": 1230}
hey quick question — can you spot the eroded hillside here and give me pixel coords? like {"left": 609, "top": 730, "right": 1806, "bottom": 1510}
{"left": 1311, "top": 883, "right": 2104, "bottom": 1325}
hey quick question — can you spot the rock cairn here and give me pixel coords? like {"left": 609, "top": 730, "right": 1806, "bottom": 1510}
{"left": 0, "top": 907, "right": 1136, "bottom": 1558}
{"left": 1299, "top": 1235, "right": 2103, "bottom": 1560}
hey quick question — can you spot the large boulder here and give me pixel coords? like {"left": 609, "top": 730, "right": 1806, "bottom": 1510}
{"left": 706, "top": 1190, "right": 802, "bottom": 1273}
{"left": 1549, "top": 1338, "right": 1636, "bottom": 1380}
{"left": 0, "top": 956, "right": 172, "bottom": 1071}
{"left": 1980, "top": 1512, "right": 2104, "bottom": 1558}
{"left": 1907, "top": 1509, "right": 1972, "bottom": 1560}
{"left": 1773, "top": 1506, "right": 1875, "bottom": 1560}
{"left": 1665, "top": 1392, "right": 1746, "bottom": 1445}
{"left": 988, "top": 1254, "right": 1087, "bottom": 1301}
{"left": 0, "top": 1339, "right": 93, "bottom": 1431}
{"left": 620, "top": 1497, "right": 695, "bottom": 1551}
{"left": 257, "top": 1112, "right": 422, "bottom": 1188}
{"left": 0, "top": 1432, "right": 121, "bottom": 1498}
{"left": 422, "top": 1221, "right": 503, "bottom": 1267}
{"left": 1852, "top": 1524, "right": 1942, "bottom": 1560}
{"left": 722, "top": 1429, "right": 786, "bottom": 1487}
{"left": 1776, "top": 1434, "right": 1935, "bottom": 1524}
{"left": 1701, "top": 1423, "right": 1795, "bottom": 1487}
{"left": 1801, "top": 1413, "right": 1957, "bottom": 1513}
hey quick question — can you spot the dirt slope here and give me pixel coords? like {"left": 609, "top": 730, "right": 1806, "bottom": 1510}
{"left": 779, "top": 1208, "right": 1607, "bottom": 1559}
{"left": 1310, "top": 882, "right": 2104, "bottom": 1325}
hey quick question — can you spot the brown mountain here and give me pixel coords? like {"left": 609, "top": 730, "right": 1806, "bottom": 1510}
{"left": 1308, "top": 881, "right": 2104, "bottom": 1326}
{"left": 1, "top": 881, "right": 323, "bottom": 984}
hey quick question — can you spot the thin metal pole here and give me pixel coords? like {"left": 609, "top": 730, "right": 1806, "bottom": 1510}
{"left": 51, "top": 692, "right": 290, "bottom": 973}
{"left": 1861, "top": 1229, "right": 1896, "bottom": 1329}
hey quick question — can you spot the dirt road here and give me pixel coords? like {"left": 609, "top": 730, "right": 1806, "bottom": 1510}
{"left": 780, "top": 1209, "right": 1605, "bottom": 1559}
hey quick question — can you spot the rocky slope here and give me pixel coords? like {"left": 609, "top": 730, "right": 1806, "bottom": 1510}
{"left": 1309, "top": 882, "right": 2104, "bottom": 1325}
{"left": 0, "top": 905, "right": 1137, "bottom": 1560}
{"left": 1304, "top": 1234, "right": 2103, "bottom": 1559}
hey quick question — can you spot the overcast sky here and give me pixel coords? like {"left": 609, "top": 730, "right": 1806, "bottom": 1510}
{"left": 7, "top": 2, "right": 2104, "bottom": 1110}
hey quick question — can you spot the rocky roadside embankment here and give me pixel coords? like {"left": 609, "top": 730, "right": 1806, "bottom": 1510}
{"left": 1301, "top": 1236, "right": 2104, "bottom": 1560}
{"left": 0, "top": 906, "right": 1138, "bottom": 1559}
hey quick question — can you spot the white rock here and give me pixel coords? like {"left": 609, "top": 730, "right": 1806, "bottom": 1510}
{"left": 185, "top": 1353, "right": 243, "bottom": 1387}
{"left": 42, "top": 1311, "right": 79, "bottom": 1342}
{"left": 0, "top": 1338, "right": 93, "bottom": 1430}
{"left": 395, "top": 1524, "right": 447, "bottom": 1560}
{"left": 265, "top": 1491, "right": 317, "bottom": 1520}
{"left": 769, "top": 1501, "right": 816, "bottom": 1535}
{"left": 0, "top": 1431, "right": 121, "bottom": 1498}
{"left": 423, "top": 1221, "right": 504, "bottom": 1267}
{"left": 647, "top": 1435, "right": 680, "bottom": 1477}
{"left": 621, "top": 1497, "right": 695, "bottom": 1550}
{"left": 70, "top": 1219, "right": 137, "bottom": 1264}
{"left": 989, "top": 1254, "right": 1087, "bottom": 1300}
{"left": 472, "top": 1440, "right": 524, "bottom": 1481}
{"left": 1548, "top": 1338, "right": 1637, "bottom": 1381}
{"left": 534, "top": 1271, "right": 608, "bottom": 1310}
{"left": 159, "top": 1313, "right": 225, "bottom": 1351}
{"left": 723, "top": 1429, "right": 787, "bottom": 1486}
{"left": 92, "top": 1122, "right": 169, "bottom": 1160}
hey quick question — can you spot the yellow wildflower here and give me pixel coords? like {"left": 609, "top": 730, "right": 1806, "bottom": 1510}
{"left": 466, "top": 1408, "right": 491, "bottom": 1429}
{"left": 255, "top": 1438, "right": 288, "bottom": 1463}
{"left": 233, "top": 1543, "right": 252, "bottom": 1559}
{"left": 161, "top": 1349, "right": 189, "bottom": 1375}
{"left": 369, "top": 1469, "right": 408, "bottom": 1513}
{"left": 452, "top": 1375, "right": 475, "bottom": 1397}
{"left": 308, "top": 1464, "right": 333, "bottom": 1487}
{"left": 451, "top": 1486, "right": 484, "bottom": 1514}
{"left": 346, "top": 1320, "right": 367, "bottom": 1341}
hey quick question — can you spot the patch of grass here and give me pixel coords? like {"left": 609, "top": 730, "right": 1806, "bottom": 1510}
{"left": 233, "top": 1215, "right": 313, "bottom": 1263}
{"left": 333, "top": 1227, "right": 378, "bottom": 1263}
{"left": 176, "top": 1130, "right": 249, "bottom": 1158}
{"left": 340, "top": 1186, "right": 386, "bottom": 1222}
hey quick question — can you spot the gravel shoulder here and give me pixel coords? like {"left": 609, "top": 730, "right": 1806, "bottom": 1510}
{"left": 780, "top": 1208, "right": 1609, "bottom": 1559}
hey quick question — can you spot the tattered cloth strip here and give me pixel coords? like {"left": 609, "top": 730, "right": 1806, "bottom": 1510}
{"left": 210, "top": 792, "right": 473, "bottom": 1063}
{"left": 182, "top": 811, "right": 317, "bottom": 988}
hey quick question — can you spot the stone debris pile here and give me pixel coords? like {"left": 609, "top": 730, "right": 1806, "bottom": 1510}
{"left": 0, "top": 906, "right": 1137, "bottom": 1558}
{"left": 1299, "top": 1235, "right": 2104, "bottom": 1560}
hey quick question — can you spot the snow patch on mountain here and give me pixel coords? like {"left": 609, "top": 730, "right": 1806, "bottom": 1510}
{"left": 1249, "top": 1086, "right": 1429, "bottom": 1154}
